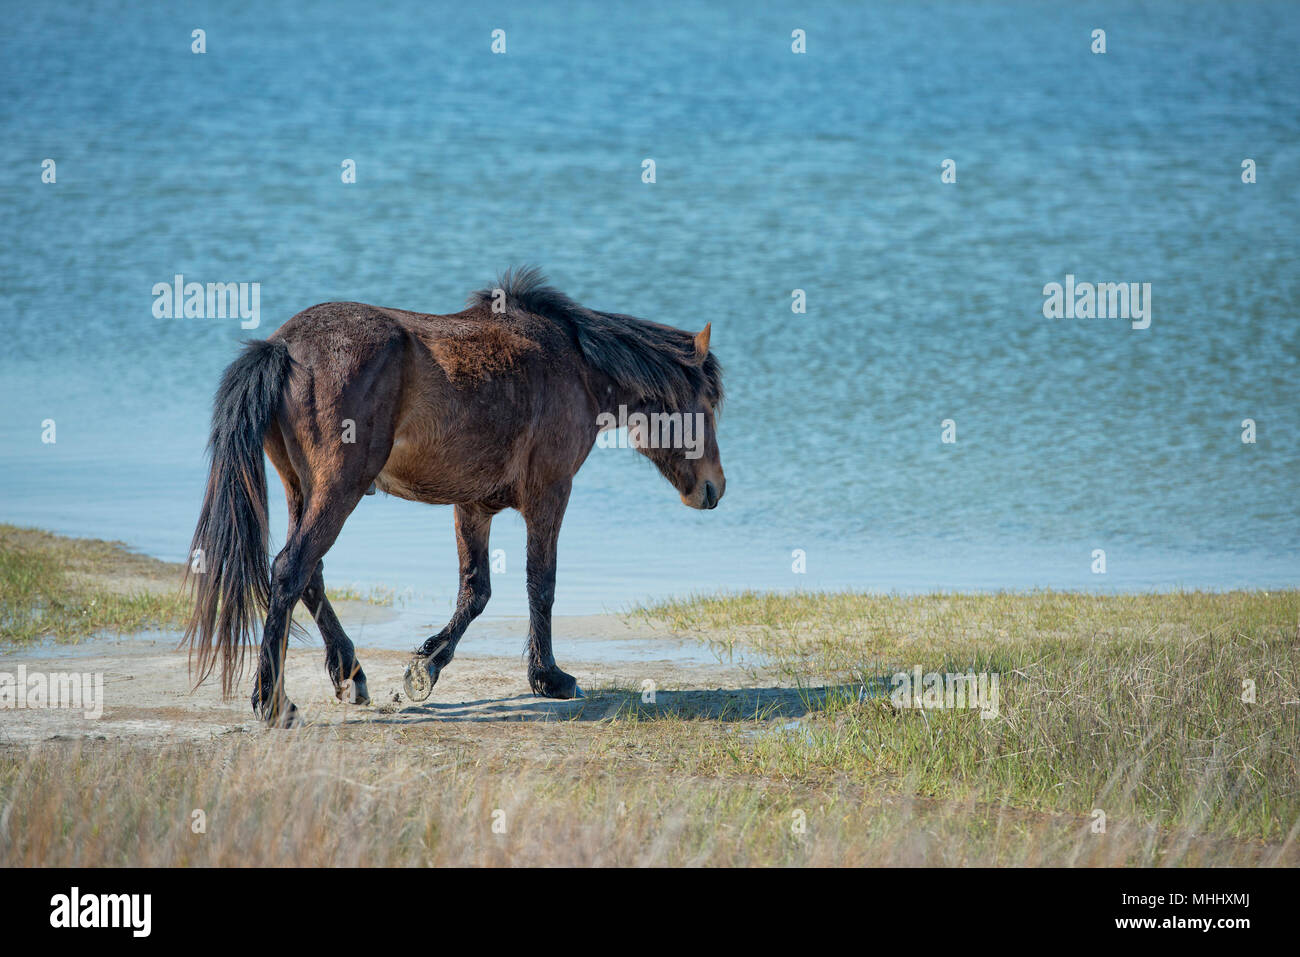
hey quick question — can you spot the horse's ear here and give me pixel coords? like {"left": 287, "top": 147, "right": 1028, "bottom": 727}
{"left": 693, "top": 323, "right": 712, "bottom": 364}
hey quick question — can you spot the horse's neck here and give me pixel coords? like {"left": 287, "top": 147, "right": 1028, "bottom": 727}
{"left": 590, "top": 375, "right": 654, "bottom": 418}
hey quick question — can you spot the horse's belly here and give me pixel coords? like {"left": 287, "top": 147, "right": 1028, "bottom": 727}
{"left": 375, "top": 433, "right": 516, "bottom": 506}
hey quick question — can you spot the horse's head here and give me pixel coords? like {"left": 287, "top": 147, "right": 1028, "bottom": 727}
{"left": 628, "top": 323, "right": 726, "bottom": 510}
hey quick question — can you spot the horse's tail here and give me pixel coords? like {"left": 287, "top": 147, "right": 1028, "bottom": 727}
{"left": 183, "top": 338, "right": 293, "bottom": 698}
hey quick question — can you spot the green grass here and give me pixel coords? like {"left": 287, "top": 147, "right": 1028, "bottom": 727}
{"left": 0, "top": 523, "right": 397, "bottom": 644}
{"left": 638, "top": 589, "right": 1300, "bottom": 842}
{"left": 0, "top": 524, "right": 192, "bottom": 643}
{"left": 323, "top": 583, "right": 399, "bottom": 606}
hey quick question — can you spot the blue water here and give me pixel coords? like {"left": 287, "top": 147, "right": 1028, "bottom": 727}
{"left": 2, "top": 1, "right": 1299, "bottom": 621}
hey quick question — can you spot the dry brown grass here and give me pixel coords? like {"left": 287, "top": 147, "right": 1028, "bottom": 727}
{"left": 2, "top": 732, "right": 1293, "bottom": 867}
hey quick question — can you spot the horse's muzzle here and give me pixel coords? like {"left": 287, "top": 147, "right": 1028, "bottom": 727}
{"left": 702, "top": 480, "right": 720, "bottom": 509}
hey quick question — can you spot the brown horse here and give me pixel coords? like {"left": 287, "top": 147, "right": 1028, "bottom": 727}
{"left": 184, "top": 268, "right": 725, "bottom": 726}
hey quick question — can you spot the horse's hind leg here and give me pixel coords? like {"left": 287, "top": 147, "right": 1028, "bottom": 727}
{"left": 404, "top": 503, "right": 494, "bottom": 701}
{"left": 256, "top": 329, "right": 403, "bottom": 725}
{"left": 255, "top": 488, "right": 365, "bottom": 726}
{"left": 301, "top": 560, "right": 370, "bottom": 705}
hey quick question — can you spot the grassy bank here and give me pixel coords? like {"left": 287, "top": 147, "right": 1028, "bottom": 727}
{"left": 0, "top": 524, "right": 394, "bottom": 644}
{"left": 0, "top": 525, "right": 191, "bottom": 642}
{"left": 641, "top": 590, "right": 1300, "bottom": 843}
{"left": 1, "top": 526, "right": 1297, "bottom": 865}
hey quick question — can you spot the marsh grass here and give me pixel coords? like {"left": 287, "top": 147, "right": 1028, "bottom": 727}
{"left": 641, "top": 589, "right": 1300, "bottom": 842}
{"left": 323, "top": 583, "right": 399, "bottom": 606}
{"left": 0, "top": 524, "right": 402, "bottom": 645}
{"left": 0, "top": 525, "right": 191, "bottom": 643}
{"left": 2, "top": 734, "right": 1291, "bottom": 867}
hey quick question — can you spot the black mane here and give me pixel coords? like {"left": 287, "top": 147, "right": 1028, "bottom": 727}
{"left": 469, "top": 266, "right": 723, "bottom": 411}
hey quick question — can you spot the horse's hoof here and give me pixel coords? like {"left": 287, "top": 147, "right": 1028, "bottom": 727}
{"left": 529, "top": 667, "right": 580, "bottom": 700}
{"left": 336, "top": 676, "right": 370, "bottom": 706}
{"left": 403, "top": 657, "right": 438, "bottom": 702}
{"left": 266, "top": 701, "right": 302, "bottom": 729}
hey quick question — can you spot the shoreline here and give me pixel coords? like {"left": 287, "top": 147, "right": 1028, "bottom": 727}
{"left": 3, "top": 524, "right": 1298, "bottom": 865}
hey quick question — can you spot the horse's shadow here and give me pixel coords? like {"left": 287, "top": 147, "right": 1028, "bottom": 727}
{"left": 367, "top": 683, "right": 879, "bottom": 724}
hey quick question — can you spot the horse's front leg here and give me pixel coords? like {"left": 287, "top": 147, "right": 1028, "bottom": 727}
{"left": 523, "top": 480, "right": 581, "bottom": 700}
{"left": 404, "top": 503, "right": 494, "bottom": 701}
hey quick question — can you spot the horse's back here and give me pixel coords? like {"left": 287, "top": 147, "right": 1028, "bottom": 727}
{"left": 266, "top": 300, "right": 590, "bottom": 505}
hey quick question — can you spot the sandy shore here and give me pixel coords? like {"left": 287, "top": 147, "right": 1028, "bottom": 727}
{"left": 0, "top": 605, "right": 795, "bottom": 745}
{"left": 0, "top": 523, "right": 798, "bottom": 745}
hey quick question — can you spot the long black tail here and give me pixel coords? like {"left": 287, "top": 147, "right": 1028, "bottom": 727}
{"left": 184, "top": 339, "right": 293, "bottom": 697}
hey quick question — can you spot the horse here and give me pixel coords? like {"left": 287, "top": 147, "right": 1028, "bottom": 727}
{"left": 183, "top": 267, "right": 726, "bottom": 726}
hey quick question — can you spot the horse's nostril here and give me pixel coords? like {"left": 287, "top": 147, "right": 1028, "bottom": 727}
{"left": 704, "top": 480, "right": 718, "bottom": 509}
